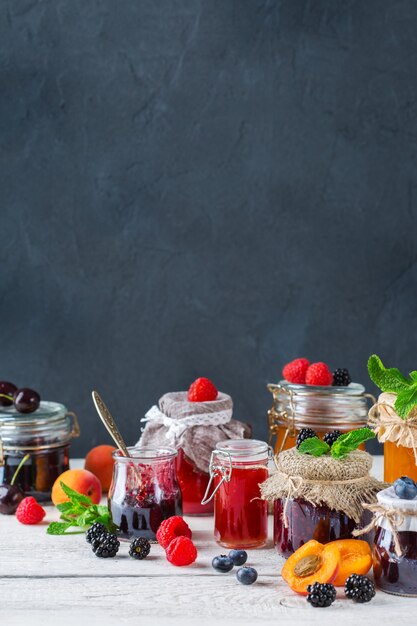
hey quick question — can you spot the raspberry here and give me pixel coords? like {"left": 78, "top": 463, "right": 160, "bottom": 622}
{"left": 305, "top": 362, "right": 333, "bottom": 386}
{"left": 15, "top": 496, "right": 46, "bottom": 525}
{"left": 188, "top": 377, "right": 218, "bottom": 402}
{"left": 282, "top": 358, "right": 310, "bottom": 384}
{"left": 156, "top": 515, "right": 192, "bottom": 549}
{"left": 166, "top": 536, "right": 197, "bottom": 566}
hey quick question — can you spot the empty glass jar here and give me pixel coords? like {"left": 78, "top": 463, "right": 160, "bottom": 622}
{"left": 109, "top": 447, "right": 182, "bottom": 540}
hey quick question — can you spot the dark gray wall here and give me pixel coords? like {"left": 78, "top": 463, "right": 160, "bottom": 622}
{"left": 2, "top": 0, "right": 417, "bottom": 456}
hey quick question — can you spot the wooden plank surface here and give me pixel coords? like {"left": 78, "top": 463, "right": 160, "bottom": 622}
{"left": 4, "top": 455, "right": 410, "bottom": 626}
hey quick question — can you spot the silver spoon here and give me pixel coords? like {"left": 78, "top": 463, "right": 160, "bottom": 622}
{"left": 92, "top": 390, "right": 131, "bottom": 457}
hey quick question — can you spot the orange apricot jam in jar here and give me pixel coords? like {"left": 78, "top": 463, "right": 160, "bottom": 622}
{"left": 202, "top": 439, "right": 269, "bottom": 549}
{"left": 368, "top": 393, "right": 417, "bottom": 483}
{"left": 268, "top": 382, "right": 373, "bottom": 454}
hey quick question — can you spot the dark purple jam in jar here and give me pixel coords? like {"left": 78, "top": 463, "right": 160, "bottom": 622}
{"left": 372, "top": 487, "right": 417, "bottom": 596}
{"left": 109, "top": 447, "right": 182, "bottom": 540}
{"left": 274, "top": 497, "right": 373, "bottom": 557}
{"left": 373, "top": 527, "right": 417, "bottom": 596}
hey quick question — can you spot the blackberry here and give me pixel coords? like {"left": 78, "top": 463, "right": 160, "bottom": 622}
{"left": 332, "top": 368, "right": 352, "bottom": 386}
{"left": 307, "top": 582, "right": 336, "bottom": 608}
{"left": 296, "top": 428, "right": 317, "bottom": 449}
{"left": 93, "top": 532, "right": 120, "bottom": 558}
{"left": 323, "top": 430, "right": 342, "bottom": 447}
{"left": 86, "top": 522, "right": 107, "bottom": 544}
{"left": 129, "top": 537, "right": 151, "bottom": 560}
{"left": 344, "top": 574, "right": 375, "bottom": 603}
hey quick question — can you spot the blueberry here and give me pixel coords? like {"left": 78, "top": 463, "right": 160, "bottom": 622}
{"left": 212, "top": 555, "right": 234, "bottom": 573}
{"left": 228, "top": 549, "right": 248, "bottom": 566}
{"left": 236, "top": 566, "right": 258, "bottom": 585}
{"left": 394, "top": 477, "right": 417, "bottom": 500}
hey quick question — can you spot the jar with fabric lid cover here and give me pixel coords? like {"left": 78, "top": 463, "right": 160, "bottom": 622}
{"left": 260, "top": 447, "right": 385, "bottom": 557}
{"left": 357, "top": 486, "right": 417, "bottom": 596}
{"left": 138, "top": 391, "right": 251, "bottom": 515}
{"left": 0, "top": 401, "right": 80, "bottom": 502}
{"left": 268, "top": 381, "right": 374, "bottom": 454}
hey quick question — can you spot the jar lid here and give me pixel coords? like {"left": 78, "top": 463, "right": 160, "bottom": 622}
{"left": 377, "top": 486, "right": 417, "bottom": 533}
{"left": 215, "top": 438, "right": 268, "bottom": 461}
{"left": 0, "top": 401, "right": 78, "bottom": 450}
{"left": 268, "top": 381, "right": 370, "bottom": 431}
{"left": 377, "top": 486, "right": 417, "bottom": 512}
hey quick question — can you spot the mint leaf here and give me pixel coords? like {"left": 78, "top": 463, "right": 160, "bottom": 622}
{"left": 59, "top": 481, "right": 92, "bottom": 506}
{"left": 331, "top": 427, "right": 375, "bottom": 459}
{"left": 367, "top": 355, "right": 410, "bottom": 393}
{"left": 410, "top": 371, "right": 417, "bottom": 383}
{"left": 47, "top": 522, "right": 74, "bottom": 535}
{"left": 395, "top": 384, "right": 417, "bottom": 419}
{"left": 56, "top": 501, "right": 79, "bottom": 515}
{"left": 298, "top": 437, "right": 330, "bottom": 457}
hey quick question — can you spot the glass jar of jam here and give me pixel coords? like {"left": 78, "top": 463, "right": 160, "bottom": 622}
{"left": 373, "top": 487, "right": 417, "bottom": 596}
{"left": 274, "top": 498, "right": 373, "bottom": 557}
{"left": 109, "top": 447, "right": 182, "bottom": 540}
{"left": 368, "top": 394, "right": 417, "bottom": 483}
{"left": 176, "top": 449, "right": 213, "bottom": 515}
{"left": 268, "top": 381, "right": 373, "bottom": 454}
{"left": 202, "top": 439, "right": 269, "bottom": 549}
{"left": 0, "top": 401, "right": 79, "bottom": 503}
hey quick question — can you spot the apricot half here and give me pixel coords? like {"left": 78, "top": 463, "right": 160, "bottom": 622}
{"left": 281, "top": 540, "right": 340, "bottom": 594}
{"left": 331, "top": 539, "right": 372, "bottom": 586}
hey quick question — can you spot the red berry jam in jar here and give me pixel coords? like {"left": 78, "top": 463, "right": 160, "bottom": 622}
{"left": 176, "top": 449, "right": 213, "bottom": 515}
{"left": 274, "top": 498, "right": 373, "bottom": 557}
{"left": 0, "top": 402, "right": 79, "bottom": 503}
{"left": 203, "top": 439, "right": 269, "bottom": 549}
{"left": 109, "top": 447, "right": 182, "bottom": 540}
{"left": 373, "top": 487, "right": 417, "bottom": 596}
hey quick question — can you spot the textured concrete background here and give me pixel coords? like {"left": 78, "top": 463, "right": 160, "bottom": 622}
{"left": 2, "top": 0, "right": 417, "bottom": 456}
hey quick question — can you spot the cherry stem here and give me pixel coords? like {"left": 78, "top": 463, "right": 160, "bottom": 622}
{"left": 0, "top": 393, "right": 13, "bottom": 402}
{"left": 11, "top": 454, "right": 30, "bottom": 486}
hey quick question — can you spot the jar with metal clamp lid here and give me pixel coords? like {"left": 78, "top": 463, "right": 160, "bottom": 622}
{"left": 268, "top": 382, "right": 374, "bottom": 454}
{"left": 201, "top": 439, "right": 269, "bottom": 549}
{"left": 0, "top": 401, "right": 80, "bottom": 503}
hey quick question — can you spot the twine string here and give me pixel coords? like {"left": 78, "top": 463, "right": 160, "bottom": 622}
{"left": 352, "top": 502, "right": 417, "bottom": 557}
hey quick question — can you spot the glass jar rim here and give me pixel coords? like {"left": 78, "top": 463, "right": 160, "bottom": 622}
{"left": 112, "top": 446, "right": 178, "bottom": 462}
{"left": 215, "top": 438, "right": 268, "bottom": 457}
{"left": 275, "top": 381, "right": 366, "bottom": 396}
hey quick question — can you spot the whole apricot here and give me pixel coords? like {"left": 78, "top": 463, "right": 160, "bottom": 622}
{"left": 84, "top": 445, "right": 117, "bottom": 492}
{"left": 51, "top": 469, "right": 102, "bottom": 505}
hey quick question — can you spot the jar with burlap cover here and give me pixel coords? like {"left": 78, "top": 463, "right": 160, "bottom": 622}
{"left": 261, "top": 448, "right": 386, "bottom": 555}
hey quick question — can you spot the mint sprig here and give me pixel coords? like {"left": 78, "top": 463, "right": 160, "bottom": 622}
{"left": 297, "top": 427, "right": 375, "bottom": 459}
{"left": 298, "top": 437, "right": 330, "bottom": 456}
{"left": 368, "top": 354, "right": 417, "bottom": 419}
{"left": 46, "top": 481, "right": 116, "bottom": 536}
{"left": 330, "top": 427, "right": 375, "bottom": 459}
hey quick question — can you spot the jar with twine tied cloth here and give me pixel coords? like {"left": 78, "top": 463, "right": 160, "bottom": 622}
{"left": 368, "top": 392, "right": 417, "bottom": 483}
{"left": 353, "top": 486, "right": 417, "bottom": 596}
{"left": 137, "top": 391, "right": 251, "bottom": 515}
{"left": 260, "top": 447, "right": 385, "bottom": 557}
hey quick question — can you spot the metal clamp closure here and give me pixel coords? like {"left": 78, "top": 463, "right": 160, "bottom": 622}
{"left": 200, "top": 450, "right": 232, "bottom": 505}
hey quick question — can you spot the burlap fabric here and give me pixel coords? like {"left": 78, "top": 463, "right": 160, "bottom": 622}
{"left": 260, "top": 448, "right": 385, "bottom": 524}
{"left": 138, "top": 391, "right": 251, "bottom": 473}
{"left": 368, "top": 393, "right": 417, "bottom": 461}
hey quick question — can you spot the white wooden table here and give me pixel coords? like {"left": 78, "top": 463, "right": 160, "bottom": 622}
{"left": 2, "top": 456, "right": 414, "bottom": 626}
